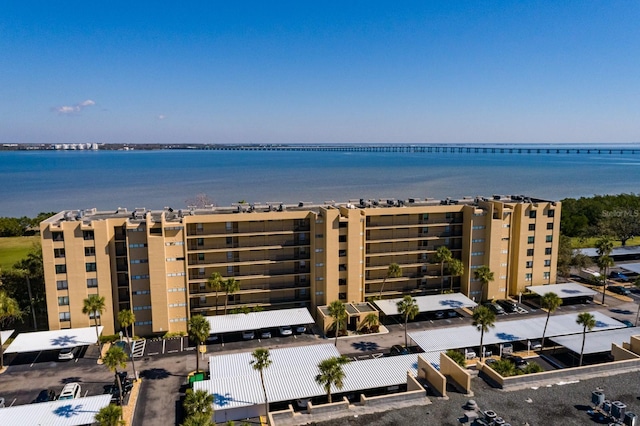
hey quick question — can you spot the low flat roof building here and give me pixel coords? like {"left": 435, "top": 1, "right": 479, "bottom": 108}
{"left": 525, "top": 283, "right": 597, "bottom": 299}
{"left": 0, "top": 394, "right": 111, "bottom": 425}
{"left": 550, "top": 328, "right": 640, "bottom": 356}
{"left": 373, "top": 293, "right": 477, "bottom": 316}
{"left": 5, "top": 326, "right": 103, "bottom": 354}
{"left": 205, "top": 308, "right": 313, "bottom": 335}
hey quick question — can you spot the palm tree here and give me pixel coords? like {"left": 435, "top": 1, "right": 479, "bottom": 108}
{"left": 183, "top": 388, "right": 214, "bottom": 418}
{"left": 358, "top": 312, "right": 380, "bottom": 333}
{"left": 595, "top": 236, "right": 614, "bottom": 257}
{"left": 327, "top": 300, "right": 347, "bottom": 346}
{"left": 378, "top": 263, "right": 402, "bottom": 299}
{"left": 188, "top": 315, "right": 210, "bottom": 373}
{"left": 181, "top": 414, "right": 213, "bottom": 426}
{"left": 13, "top": 268, "right": 37, "bottom": 330}
{"left": 315, "top": 356, "right": 350, "bottom": 403}
{"left": 222, "top": 278, "right": 240, "bottom": 315}
{"left": 634, "top": 277, "right": 640, "bottom": 326}
{"left": 95, "top": 404, "right": 124, "bottom": 426}
{"left": 540, "top": 292, "right": 562, "bottom": 348}
{"left": 597, "top": 255, "right": 614, "bottom": 305}
{"left": 103, "top": 345, "right": 128, "bottom": 409}
{"left": 82, "top": 294, "right": 106, "bottom": 356}
{"left": 434, "top": 246, "right": 452, "bottom": 294}
{"left": 251, "top": 348, "right": 272, "bottom": 426}
{"left": 472, "top": 305, "right": 496, "bottom": 362}
{"left": 0, "top": 290, "right": 22, "bottom": 369}
{"left": 207, "top": 272, "right": 223, "bottom": 316}
{"left": 474, "top": 266, "right": 494, "bottom": 302}
{"left": 576, "top": 312, "right": 596, "bottom": 366}
{"left": 397, "top": 295, "right": 419, "bottom": 348}
{"left": 447, "top": 258, "right": 464, "bottom": 292}
{"left": 117, "top": 309, "right": 137, "bottom": 380}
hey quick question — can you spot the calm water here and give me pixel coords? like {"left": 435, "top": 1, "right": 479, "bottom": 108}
{"left": 2, "top": 146, "right": 640, "bottom": 217}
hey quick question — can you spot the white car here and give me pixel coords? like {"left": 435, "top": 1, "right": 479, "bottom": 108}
{"left": 294, "top": 325, "right": 307, "bottom": 334}
{"left": 58, "top": 346, "right": 80, "bottom": 361}
{"left": 529, "top": 340, "right": 542, "bottom": 350}
{"left": 278, "top": 325, "right": 293, "bottom": 336}
{"left": 242, "top": 330, "right": 255, "bottom": 340}
{"left": 58, "top": 383, "right": 81, "bottom": 400}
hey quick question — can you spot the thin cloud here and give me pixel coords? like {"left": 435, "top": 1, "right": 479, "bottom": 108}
{"left": 157, "top": 114, "right": 166, "bottom": 120}
{"left": 54, "top": 99, "right": 96, "bottom": 114}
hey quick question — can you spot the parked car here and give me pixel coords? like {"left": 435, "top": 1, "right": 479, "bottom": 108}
{"left": 205, "top": 334, "right": 219, "bottom": 343}
{"left": 483, "top": 302, "right": 506, "bottom": 315}
{"left": 434, "top": 311, "right": 445, "bottom": 319}
{"left": 389, "top": 345, "right": 410, "bottom": 356}
{"left": 278, "top": 325, "right": 293, "bottom": 336}
{"left": 241, "top": 330, "right": 255, "bottom": 340}
{"left": 58, "top": 383, "right": 81, "bottom": 400}
{"left": 501, "top": 342, "right": 513, "bottom": 355}
{"left": 529, "top": 340, "right": 542, "bottom": 350}
{"left": 58, "top": 346, "right": 81, "bottom": 361}
{"left": 259, "top": 329, "right": 272, "bottom": 339}
{"left": 496, "top": 299, "right": 518, "bottom": 313}
{"left": 294, "top": 325, "right": 307, "bottom": 334}
{"left": 461, "top": 348, "right": 476, "bottom": 359}
{"left": 608, "top": 285, "right": 631, "bottom": 296}
{"left": 610, "top": 271, "right": 630, "bottom": 282}
{"left": 446, "top": 310, "right": 458, "bottom": 318}
{"left": 33, "top": 389, "right": 56, "bottom": 403}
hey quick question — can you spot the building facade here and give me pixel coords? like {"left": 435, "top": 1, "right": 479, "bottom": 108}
{"left": 40, "top": 195, "right": 561, "bottom": 336}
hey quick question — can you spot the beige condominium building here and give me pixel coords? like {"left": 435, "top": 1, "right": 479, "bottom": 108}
{"left": 40, "top": 195, "right": 561, "bottom": 336}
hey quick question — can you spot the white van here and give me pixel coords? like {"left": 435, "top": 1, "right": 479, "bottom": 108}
{"left": 58, "top": 383, "right": 81, "bottom": 400}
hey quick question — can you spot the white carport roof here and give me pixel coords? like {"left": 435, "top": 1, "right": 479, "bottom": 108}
{"left": 5, "top": 326, "right": 103, "bottom": 354}
{"left": 526, "top": 283, "right": 597, "bottom": 298}
{"left": 373, "top": 293, "right": 477, "bottom": 316}
{"left": 206, "top": 308, "right": 313, "bottom": 334}
{"left": 550, "top": 328, "right": 640, "bottom": 355}
{"left": 0, "top": 394, "right": 111, "bottom": 425}
{"left": 410, "top": 311, "right": 624, "bottom": 353}
{"left": 620, "top": 263, "right": 640, "bottom": 275}
{"left": 194, "top": 343, "right": 419, "bottom": 412}
{"left": 0, "top": 329, "right": 15, "bottom": 345}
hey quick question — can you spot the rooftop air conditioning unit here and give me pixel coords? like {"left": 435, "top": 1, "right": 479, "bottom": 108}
{"left": 625, "top": 412, "right": 638, "bottom": 426}
{"left": 591, "top": 390, "right": 605, "bottom": 406}
{"left": 613, "top": 401, "right": 627, "bottom": 420}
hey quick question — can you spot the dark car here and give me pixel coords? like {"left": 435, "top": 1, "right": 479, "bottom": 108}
{"left": 483, "top": 302, "right": 506, "bottom": 315}
{"left": 496, "top": 299, "right": 517, "bottom": 313}
{"left": 389, "top": 345, "right": 410, "bottom": 356}
{"left": 502, "top": 355, "right": 528, "bottom": 368}
{"left": 33, "top": 389, "right": 56, "bottom": 403}
{"left": 608, "top": 285, "right": 631, "bottom": 296}
{"left": 610, "top": 271, "right": 630, "bottom": 282}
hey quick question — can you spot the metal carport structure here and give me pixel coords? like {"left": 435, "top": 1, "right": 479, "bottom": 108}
{"left": 373, "top": 293, "right": 477, "bottom": 316}
{"left": 0, "top": 394, "right": 111, "bottom": 425}
{"left": 550, "top": 328, "right": 640, "bottom": 355}
{"left": 525, "top": 283, "right": 597, "bottom": 299}
{"left": 205, "top": 307, "right": 314, "bottom": 334}
{"left": 4, "top": 326, "right": 103, "bottom": 354}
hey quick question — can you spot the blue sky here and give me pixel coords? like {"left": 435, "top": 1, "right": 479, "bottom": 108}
{"left": 2, "top": 1, "right": 639, "bottom": 144}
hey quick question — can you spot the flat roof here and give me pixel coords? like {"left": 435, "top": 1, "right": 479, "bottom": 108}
{"left": 526, "top": 283, "right": 597, "bottom": 298}
{"left": 410, "top": 311, "right": 625, "bottom": 353}
{"left": 0, "top": 329, "right": 15, "bottom": 345}
{"left": 194, "top": 343, "right": 419, "bottom": 412}
{"left": 620, "top": 263, "right": 640, "bottom": 275}
{"left": 373, "top": 293, "right": 477, "bottom": 316}
{"left": 5, "top": 326, "right": 103, "bottom": 354}
{"left": 0, "top": 394, "right": 111, "bottom": 426}
{"left": 550, "top": 327, "right": 640, "bottom": 355}
{"left": 205, "top": 308, "right": 313, "bottom": 334}
{"left": 577, "top": 245, "right": 640, "bottom": 258}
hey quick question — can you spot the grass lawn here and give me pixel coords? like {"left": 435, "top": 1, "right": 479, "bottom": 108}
{"left": 0, "top": 235, "right": 39, "bottom": 271}
{"left": 570, "top": 236, "right": 640, "bottom": 249}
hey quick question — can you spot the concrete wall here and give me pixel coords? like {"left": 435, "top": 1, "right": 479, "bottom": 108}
{"left": 360, "top": 389, "right": 426, "bottom": 406}
{"left": 308, "top": 397, "right": 350, "bottom": 415}
{"left": 479, "top": 357, "right": 640, "bottom": 390}
{"left": 440, "top": 352, "right": 472, "bottom": 394}
{"left": 418, "top": 354, "right": 447, "bottom": 397}
{"left": 630, "top": 335, "right": 640, "bottom": 354}
{"left": 269, "top": 405, "right": 296, "bottom": 423}
{"left": 612, "top": 343, "right": 640, "bottom": 361}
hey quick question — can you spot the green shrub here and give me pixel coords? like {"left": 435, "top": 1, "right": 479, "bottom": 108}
{"left": 99, "top": 334, "right": 120, "bottom": 344}
{"left": 163, "top": 331, "right": 186, "bottom": 338}
{"left": 446, "top": 349, "right": 467, "bottom": 367}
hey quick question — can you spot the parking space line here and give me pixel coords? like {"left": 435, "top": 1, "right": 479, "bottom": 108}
{"left": 30, "top": 351, "right": 42, "bottom": 368}
{"left": 9, "top": 398, "right": 16, "bottom": 407}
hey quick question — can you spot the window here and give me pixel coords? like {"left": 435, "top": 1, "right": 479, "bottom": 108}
{"left": 52, "top": 232, "right": 64, "bottom": 242}
{"left": 86, "top": 262, "right": 97, "bottom": 272}
{"left": 338, "top": 292, "right": 346, "bottom": 300}
{"left": 339, "top": 222, "right": 347, "bottom": 228}
{"left": 545, "top": 248, "right": 552, "bottom": 255}
{"left": 83, "top": 230, "right": 94, "bottom": 240}
{"left": 226, "top": 237, "right": 232, "bottom": 245}
{"left": 547, "top": 222, "right": 554, "bottom": 230}
{"left": 472, "top": 238, "right": 485, "bottom": 243}
{"left": 528, "top": 224, "right": 536, "bottom": 231}
{"left": 54, "top": 248, "right": 65, "bottom": 258}
{"left": 59, "top": 312, "right": 70, "bottom": 321}
{"left": 338, "top": 250, "right": 346, "bottom": 257}
{"left": 544, "top": 259, "right": 551, "bottom": 267}
{"left": 56, "top": 280, "right": 68, "bottom": 290}
{"left": 543, "top": 272, "right": 550, "bottom": 279}
{"left": 527, "top": 236, "right": 535, "bottom": 244}
{"left": 525, "top": 273, "right": 532, "bottom": 281}
{"left": 527, "top": 249, "right": 534, "bottom": 256}
{"left": 546, "top": 235, "right": 553, "bottom": 243}
{"left": 89, "top": 311, "right": 101, "bottom": 319}
{"left": 130, "top": 259, "right": 149, "bottom": 264}
{"left": 87, "top": 278, "right": 98, "bottom": 288}
{"left": 338, "top": 235, "right": 347, "bottom": 243}
{"left": 198, "top": 253, "right": 205, "bottom": 262}
{"left": 547, "top": 209, "right": 555, "bottom": 217}
{"left": 472, "top": 225, "right": 486, "bottom": 230}
{"left": 339, "top": 264, "right": 347, "bottom": 271}
{"left": 55, "top": 264, "right": 67, "bottom": 274}
{"left": 197, "top": 238, "right": 204, "bottom": 246}
{"left": 315, "top": 234, "right": 324, "bottom": 238}
{"left": 84, "top": 247, "right": 95, "bottom": 256}
{"left": 471, "top": 252, "right": 484, "bottom": 256}
{"left": 526, "top": 261, "right": 533, "bottom": 268}
{"left": 529, "top": 210, "right": 537, "bottom": 219}
{"left": 58, "top": 296, "right": 69, "bottom": 306}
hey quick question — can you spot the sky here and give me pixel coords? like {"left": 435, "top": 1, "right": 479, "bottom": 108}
{"left": 1, "top": 1, "right": 639, "bottom": 145}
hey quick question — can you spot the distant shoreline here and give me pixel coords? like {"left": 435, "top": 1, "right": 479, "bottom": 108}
{"left": 2, "top": 142, "right": 640, "bottom": 154}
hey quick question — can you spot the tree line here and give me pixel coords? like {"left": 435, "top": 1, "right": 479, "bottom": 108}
{"left": 560, "top": 193, "right": 640, "bottom": 246}
{"left": 0, "top": 212, "right": 56, "bottom": 237}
